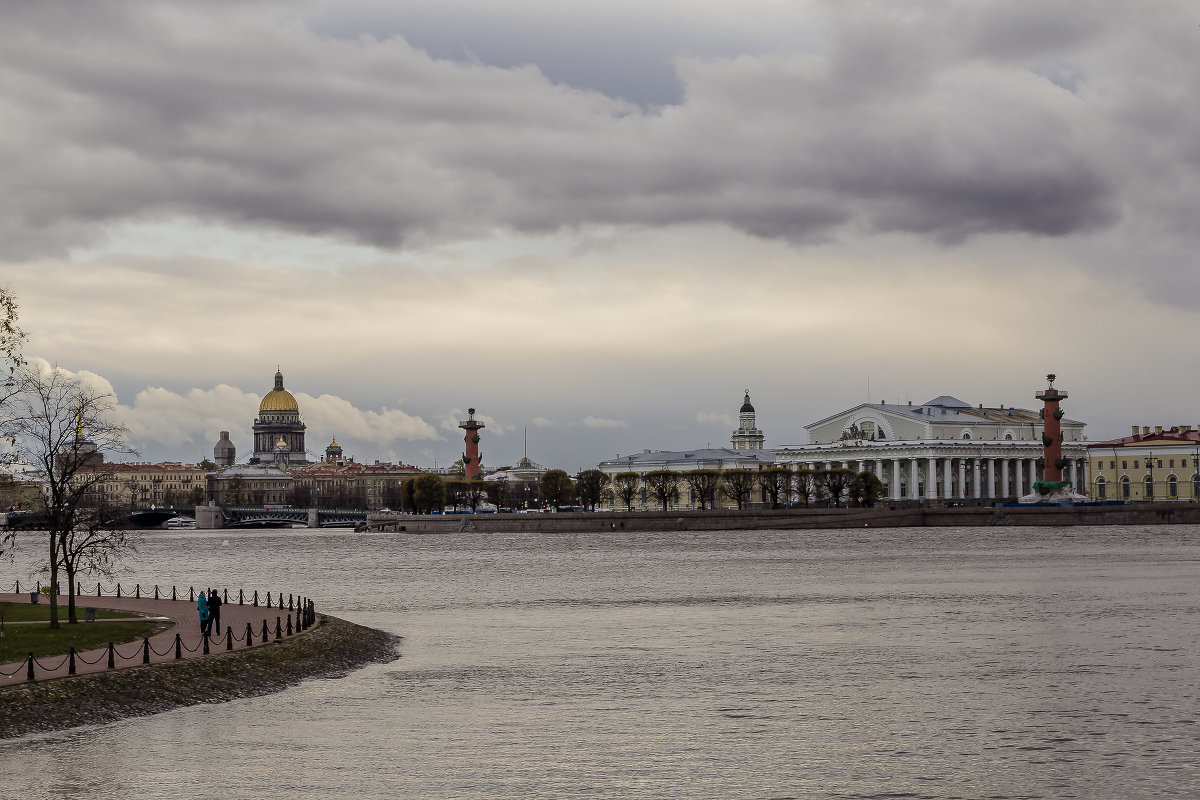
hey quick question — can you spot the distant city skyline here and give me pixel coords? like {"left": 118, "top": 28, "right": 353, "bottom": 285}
{"left": 5, "top": 1, "right": 1199, "bottom": 470}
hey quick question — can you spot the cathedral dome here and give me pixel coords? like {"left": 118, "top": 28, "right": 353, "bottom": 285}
{"left": 740, "top": 390, "right": 755, "bottom": 414}
{"left": 259, "top": 370, "right": 299, "bottom": 413}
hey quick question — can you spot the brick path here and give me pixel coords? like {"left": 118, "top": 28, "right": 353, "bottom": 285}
{"left": 0, "top": 592, "right": 309, "bottom": 685}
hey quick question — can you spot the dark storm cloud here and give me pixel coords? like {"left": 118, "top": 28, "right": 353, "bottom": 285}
{"left": 0, "top": 0, "right": 1191, "bottom": 259}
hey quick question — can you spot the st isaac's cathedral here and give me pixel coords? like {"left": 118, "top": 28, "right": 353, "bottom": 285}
{"left": 252, "top": 369, "right": 309, "bottom": 465}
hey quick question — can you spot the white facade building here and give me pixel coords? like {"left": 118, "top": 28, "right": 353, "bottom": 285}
{"left": 774, "top": 395, "right": 1089, "bottom": 503}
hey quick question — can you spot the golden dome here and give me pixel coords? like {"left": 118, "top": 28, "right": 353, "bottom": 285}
{"left": 259, "top": 370, "right": 299, "bottom": 413}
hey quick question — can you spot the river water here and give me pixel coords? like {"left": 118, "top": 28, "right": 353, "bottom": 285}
{"left": 1, "top": 524, "right": 1198, "bottom": 799}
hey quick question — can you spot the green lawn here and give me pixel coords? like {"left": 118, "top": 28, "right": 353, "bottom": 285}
{"left": 0, "top": 603, "right": 168, "bottom": 663}
{"left": 0, "top": 601, "right": 140, "bottom": 623}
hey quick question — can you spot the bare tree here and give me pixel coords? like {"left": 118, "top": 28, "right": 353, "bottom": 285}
{"left": 1, "top": 363, "right": 133, "bottom": 627}
{"left": 793, "top": 468, "right": 818, "bottom": 508}
{"left": 720, "top": 469, "right": 757, "bottom": 509}
{"left": 682, "top": 469, "right": 722, "bottom": 510}
{"left": 575, "top": 469, "right": 609, "bottom": 511}
{"left": 816, "top": 468, "right": 857, "bottom": 507}
{"left": 614, "top": 473, "right": 640, "bottom": 511}
{"left": 643, "top": 470, "right": 679, "bottom": 511}
{"left": 58, "top": 502, "right": 133, "bottom": 623}
{"left": 759, "top": 467, "right": 793, "bottom": 509}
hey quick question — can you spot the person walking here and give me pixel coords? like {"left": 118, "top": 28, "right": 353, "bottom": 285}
{"left": 208, "top": 588, "right": 222, "bottom": 637}
{"left": 197, "top": 589, "right": 210, "bottom": 636}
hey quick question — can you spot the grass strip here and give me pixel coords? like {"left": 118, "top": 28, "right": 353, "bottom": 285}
{"left": 0, "top": 601, "right": 140, "bottom": 623}
{"left": 0, "top": 619, "right": 168, "bottom": 663}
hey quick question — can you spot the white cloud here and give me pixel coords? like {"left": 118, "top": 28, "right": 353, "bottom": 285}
{"left": 696, "top": 411, "right": 733, "bottom": 426}
{"left": 583, "top": 416, "right": 627, "bottom": 429}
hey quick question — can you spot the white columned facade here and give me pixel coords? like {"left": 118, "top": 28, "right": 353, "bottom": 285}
{"left": 910, "top": 458, "right": 919, "bottom": 499}
{"left": 987, "top": 459, "right": 996, "bottom": 499}
{"left": 943, "top": 459, "right": 953, "bottom": 499}
{"left": 1001, "top": 459, "right": 1010, "bottom": 499}
{"left": 957, "top": 460, "right": 966, "bottom": 500}
{"left": 972, "top": 460, "right": 982, "bottom": 499}
{"left": 927, "top": 457, "right": 937, "bottom": 500}
{"left": 891, "top": 460, "right": 901, "bottom": 500}
{"left": 1015, "top": 459, "right": 1024, "bottom": 496}
{"left": 1028, "top": 460, "right": 1038, "bottom": 489}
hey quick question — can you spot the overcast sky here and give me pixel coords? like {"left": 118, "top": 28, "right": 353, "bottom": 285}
{"left": 3, "top": 0, "right": 1199, "bottom": 471}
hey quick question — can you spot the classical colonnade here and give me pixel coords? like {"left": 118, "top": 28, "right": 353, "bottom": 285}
{"left": 783, "top": 450, "right": 1087, "bottom": 502}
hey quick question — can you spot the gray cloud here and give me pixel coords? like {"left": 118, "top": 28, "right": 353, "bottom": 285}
{"left": 0, "top": 0, "right": 1193, "bottom": 262}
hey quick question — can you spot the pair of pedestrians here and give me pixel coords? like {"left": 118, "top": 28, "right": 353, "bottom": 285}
{"left": 197, "top": 588, "right": 223, "bottom": 636}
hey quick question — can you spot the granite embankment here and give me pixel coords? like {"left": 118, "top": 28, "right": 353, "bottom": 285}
{"left": 363, "top": 501, "right": 1200, "bottom": 533}
{"left": 0, "top": 614, "right": 399, "bottom": 739}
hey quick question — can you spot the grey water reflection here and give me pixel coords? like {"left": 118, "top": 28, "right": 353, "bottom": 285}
{"left": 2, "top": 525, "right": 1199, "bottom": 799}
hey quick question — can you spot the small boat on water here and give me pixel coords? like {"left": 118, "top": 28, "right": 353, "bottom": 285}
{"left": 165, "top": 516, "right": 196, "bottom": 529}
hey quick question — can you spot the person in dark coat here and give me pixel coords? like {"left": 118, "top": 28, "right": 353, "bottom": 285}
{"left": 208, "top": 588, "right": 223, "bottom": 636}
{"left": 197, "top": 590, "right": 210, "bottom": 635}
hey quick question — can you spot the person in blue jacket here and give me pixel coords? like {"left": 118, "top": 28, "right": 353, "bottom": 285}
{"left": 197, "top": 589, "right": 210, "bottom": 635}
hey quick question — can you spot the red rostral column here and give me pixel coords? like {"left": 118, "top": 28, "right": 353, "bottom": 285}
{"left": 1035, "top": 373, "right": 1069, "bottom": 482}
{"left": 459, "top": 408, "right": 485, "bottom": 480}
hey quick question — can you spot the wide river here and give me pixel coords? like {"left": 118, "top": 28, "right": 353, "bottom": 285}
{"left": 1, "top": 524, "right": 1198, "bottom": 799}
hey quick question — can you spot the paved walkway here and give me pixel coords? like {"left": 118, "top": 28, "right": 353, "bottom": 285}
{"left": 0, "top": 592, "right": 310, "bottom": 685}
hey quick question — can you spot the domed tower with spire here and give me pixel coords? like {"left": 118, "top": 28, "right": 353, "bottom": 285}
{"left": 325, "top": 437, "right": 344, "bottom": 464}
{"left": 731, "top": 389, "right": 765, "bottom": 450}
{"left": 252, "top": 368, "right": 308, "bottom": 465}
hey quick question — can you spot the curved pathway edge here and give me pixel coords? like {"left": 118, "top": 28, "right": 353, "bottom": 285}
{"left": 0, "top": 614, "right": 400, "bottom": 740}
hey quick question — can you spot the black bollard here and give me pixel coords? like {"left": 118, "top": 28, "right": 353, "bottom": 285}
{"left": 286, "top": 614, "right": 293, "bottom": 636}
{"left": 223, "top": 588, "right": 228, "bottom": 603}
{"left": 26, "top": 653, "right": 33, "bottom": 681}
{"left": 135, "top": 584, "right": 140, "bottom": 599}
{"left": 107, "top": 642, "right": 115, "bottom": 669}
{"left": 154, "top": 585, "right": 159, "bottom": 600}
{"left": 253, "top": 590, "right": 258, "bottom": 607}
{"left": 174, "top": 633, "right": 182, "bottom": 659}
{"left": 189, "top": 586, "right": 194, "bottom": 602}
{"left": 172, "top": 585, "right": 177, "bottom": 601}
{"left": 261, "top": 619, "right": 269, "bottom": 641}
{"left": 69, "top": 647, "right": 77, "bottom": 675}
{"left": 245, "top": 621, "right": 254, "bottom": 646}
{"left": 96, "top": 582, "right": 101, "bottom": 597}
{"left": 296, "top": 610, "right": 302, "bottom": 632}
{"left": 239, "top": 588, "right": 244, "bottom": 605}
{"left": 267, "top": 591, "right": 272, "bottom": 608}
{"left": 202, "top": 633, "right": 210, "bottom": 655}
{"left": 116, "top": 583, "right": 121, "bottom": 598}
{"left": 226, "top": 626, "right": 233, "bottom": 651}
{"left": 289, "top": 594, "right": 294, "bottom": 611}
{"left": 143, "top": 638, "right": 150, "bottom": 664}
{"left": 275, "top": 617, "right": 282, "bottom": 640}
{"left": 76, "top": 581, "right": 81, "bottom": 595}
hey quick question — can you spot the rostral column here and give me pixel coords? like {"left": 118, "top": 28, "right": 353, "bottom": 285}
{"left": 1034, "top": 373, "right": 1070, "bottom": 488}
{"left": 459, "top": 408, "right": 485, "bottom": 480}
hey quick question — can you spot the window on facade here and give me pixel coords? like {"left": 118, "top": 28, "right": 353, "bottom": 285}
{"left": 1168, "top": 476, "right": 1178, "bottom": 497}
{"left": 1121, "top": 478, "right": 1131, "bottom": 498}
{"left": 1096, "top": 477, "right": 1107, "bottom": 499}
{"left": 1170, "top": 460, "right": 1175, "bottom": 468}
{"left": 860, "top": 421, "right": 875, "bottom": 440}
{"left": 1004, "top": 433, "right": 1013, "bottom": 440}
{"left": 1157, "top": 459, "right": 1163, "bottom": 468}
{"left": 1194, "top": 475, "right": 1200, "bottom": 498}
{"left": 1144, "top": 476, "right": 1154, "bottom": 498}
{"left": 1122, "top": 461, "right": 1127, "bottom": 470}
{"left": 962, "top": 432, "right": 971, "bottom": 439}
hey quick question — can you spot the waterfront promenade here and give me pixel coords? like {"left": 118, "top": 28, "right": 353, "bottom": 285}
{"left": 0, "top": 591, "right": 311, "bottom": 686}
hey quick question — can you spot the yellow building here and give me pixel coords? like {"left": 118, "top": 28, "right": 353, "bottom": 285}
{"left": 1088, "top": 425, "right": 1200, "bottom": 501}
{"left": 93, "top": 462, "right": 207, "bottom": 507}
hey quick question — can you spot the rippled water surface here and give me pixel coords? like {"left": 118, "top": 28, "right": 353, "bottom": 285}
{"left": 2, "top": 525, "right": 1199, "bottom": 799}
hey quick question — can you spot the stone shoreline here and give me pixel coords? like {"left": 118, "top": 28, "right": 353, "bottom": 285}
{"left": 0, "top": 614, "right": 400, "bottom": 740}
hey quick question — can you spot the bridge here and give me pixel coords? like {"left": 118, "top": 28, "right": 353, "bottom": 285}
{"left": 202, "top": 506, "right": 370, "bottom": 529}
